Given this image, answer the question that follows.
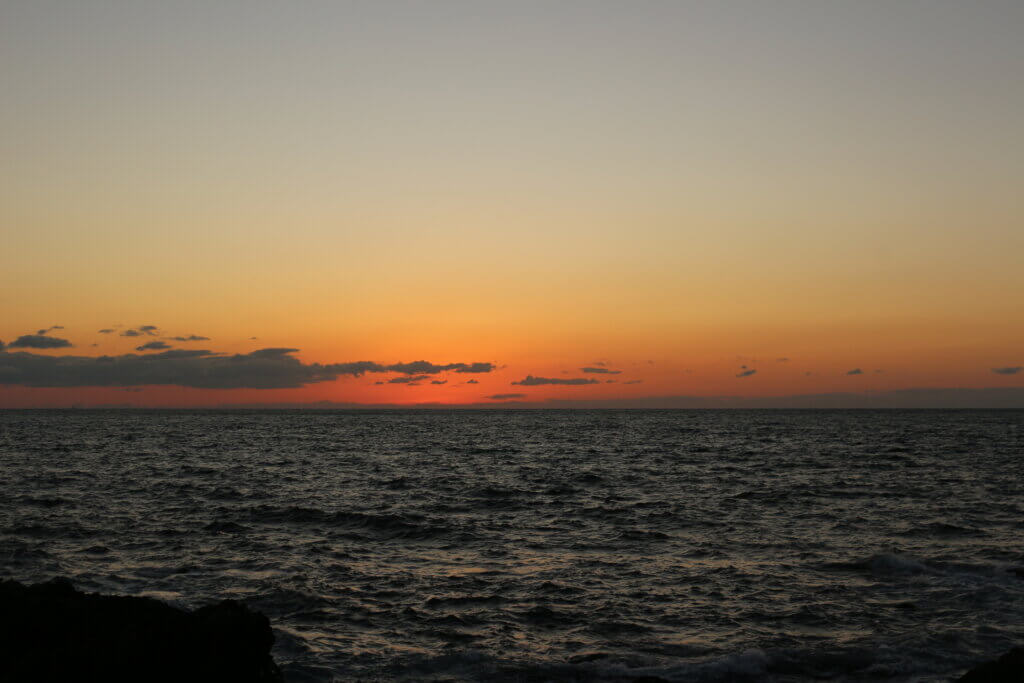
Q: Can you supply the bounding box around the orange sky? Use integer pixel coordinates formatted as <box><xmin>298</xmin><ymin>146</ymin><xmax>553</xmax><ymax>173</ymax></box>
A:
<box><xmin>2</xmin><ymin>2</ymin><xmax>1022</xmax><ymax>407</ymax></box>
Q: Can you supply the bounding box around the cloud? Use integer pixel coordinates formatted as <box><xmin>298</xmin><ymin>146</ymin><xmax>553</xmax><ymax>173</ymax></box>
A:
<box><xmin>846</xmin><ymin>368</ymin><xmax>864</xmax><ymax>375</ymax></box>
<box><xmin>623</xmin><ymin>379</ymin><xmax>643</xmax><ymax>384</ymax></box>
<box><xmin>992</xmin><ymin>366</ymin><xmax>1023</xmax><ymax>375</ymax></box>
<box><xmin>776</xmin><ymin>357</ymin><xmax>790</xmax><ymax>362</ymax></box>
<box><xmin>304</xmin><ymin>360</ymin><xmax>496</xmax><ymax>377</ymax></box>
<box><xmin>136</xmin><ymin>341</ymin><xmax>171</xmax><ymax>351</ymax></box>
<box><xmin>36</xmin><ymin>325</ymin><xmax>65</xmax><ymax>335</ymax></box>
<box><xmin>466</xmin><ymin>379</ymin><xmax>479</xmax><ymax>384</ymax></box>
<box><xmin>168</xmin><ymin>335</ymin><xmax>209</xmax><ymax>342</ymax></box>
<box><xmin>9</xmin><ymin>334</ymin><xmax>73</xmax><ymax>349</ymax></box>
<box><xmin>121</xmin><ymin>326</ymin><xmax>159</xmax><ymax>337</ymax></box>
<box><xmin>0</xmin><ymin>346</ymin><xmax>498</xmax><ymax>390</ymax></box>
<box><xmin>384</xmin><ymin>360</ymin><xmax>494</xmax><ymax>375</ymax></box>
<box><xmin>511</xmin><ymin>375</ymin><xmax>599</xmax><ymax>386</ymax></box>
<box><xmin>580</xmin><ymin>367</ymin><xmax>621</xmax><ymax>374</ymax></box>
<box><xmin>364</xmin><ymin>360</ymin><xmax>422</xmax><ymax>374</ymax></box>
<box><xmin>98</xmin><ymin>329</ymin><xmax>114</xmax><ymax>334</ymax></box>
<box><xmin>385</xmin><ymin>375</ymin><xmax>431</xmax><ymax>384</ymax></box>
<box><xmin>735</xmin><ymin>369</ymin><xmax>757</xmax><ymax>378</ymax></box>
<box><xmin>487</xmin><ymin>393</ymin><xmax>526</xmax><ymax>400</ymax></box>
<box><xmin>431</xmin><ymin>380</ymin><xmax>447</xmax><ymax>385</ymax></box>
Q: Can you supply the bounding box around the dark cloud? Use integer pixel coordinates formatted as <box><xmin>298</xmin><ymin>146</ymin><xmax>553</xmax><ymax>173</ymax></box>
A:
<box><xmin>623</xmin><ymin>379</ymin><xmax>643</xmax><ymax>384</ymax></box>
<box><xmin>605</xmin><ymin>379</ymin><xmax>615</xmax><ymax>383</ymax></box>
<box><xmin>9</xmin><ymin>334</ymin><xmax>73</xmax><ymax>349</ymax></box>
<box><xmin>136</xmin><ymin>341</ymin><xmax>171</xmax><ymax>351</ymax></box>
<box><xmin>384</xmin><ymin>360</ymin><xmax>494</xmax><ymax>375</ymax></box>
<box><xmin>36</xmin><ymin>325</ymin><xmax>65</xmax><ymax>335</ymax></box>
<box><xmin>735</xmin><ymin>368</ymin><xmax>757</xmax><ymax>378</ymax></box>
<box><xmin>846</xmin><ymin>368</ymin><xmax>864</xmax><ymax>375</ymax></box>
<box><xmin>121</xmin><ymin>326</ymin><xmax>159</xmax><ymax>337</ymax></box>
<box><xmin>466</xmin><ymin>379</ymin><xmax>479</xmax><ymax>384</ymax></box>
<box><xmin>992</xmin><ymin>366</ymin><xmax>1022</xmax><ymax>375</ymax></box>
<box><xmin>451</xmin><ymin>362</ymin><xmax>495</xmax><ymax>374</ymax></box>
<box><xmin>386</xmin><ymin>375</ymin><xmax>431</xmax><ymax>384</ymax></box>
<box><xmin>0</xmin><ymin>346</ymin><xmax>497</xmax><ymax>390</ymax></box>
<box><xmin>431</xmin><ymin>380</ymin><xmax>447</xmax><ymax>385</ymax></box>
<box><xmin>169</xmin><ymin>335</ymin><xmax>210</xmax><ymax>342</ymax></box>
<box><xmin>776</xmin><ymin>357</ymin><xmax>790</xmax><ymax>362</ymax></box>
<box><xmin>385</xmin><ymin>361</ymin><xmax>449</xmax><ymax>375</ymax></box>
<box><xmin>580</xmin><ymin>367</ymin><xmax>621</xmax><ymax>374</ymax></box>
<box><xmin>311</xmin><ymin>360</ymin><xmax>496</xmax><ymax>377</ymax></box>
<box><xmin>511</xmin><ymin>375</ymin><xmax>599</xmax><ymax>386</ymax></box>
<box><xmin>98</xmin><ymin>329</ymin><xmax>114</xmax><ymax>334</ymax></box>
<box><xmin>487</xmin><ymin>393</ymin><xmax>526</xmax><ymax>400</ymax></box>
<box><xmin>325</xmin><ymin>361</ymin><xmax>385</xmax><ymax>376</ymax></box>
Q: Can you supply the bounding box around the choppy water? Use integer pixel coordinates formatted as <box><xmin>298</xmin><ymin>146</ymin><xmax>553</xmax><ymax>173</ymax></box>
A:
<box><xmin>1</xmin><ymin>410</ymin><xmax>1022</xmax><ymax>681</ymax></box>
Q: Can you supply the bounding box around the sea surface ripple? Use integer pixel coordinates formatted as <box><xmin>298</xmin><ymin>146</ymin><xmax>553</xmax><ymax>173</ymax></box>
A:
<box><xmin>1</xmin><ymin>409</ymin><xmax>1022</xmax><ymax>681</ymax></box>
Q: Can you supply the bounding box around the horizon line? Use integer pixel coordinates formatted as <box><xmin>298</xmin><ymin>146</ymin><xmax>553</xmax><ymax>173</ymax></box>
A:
<box><xmin>5</xmin><ymin>387</ymin><xmax>1023</xmax><ymax>410</ymax></box>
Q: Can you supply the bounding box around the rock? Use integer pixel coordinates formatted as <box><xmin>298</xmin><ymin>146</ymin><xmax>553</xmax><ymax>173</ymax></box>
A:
<box><xmin>958</xmin><ymin>646</ymin><xmax>1024</xmax><ymax>682</ymax></box>
<box><xmin>0</xmin><ymin>578</ymin><xmax>282</xmax><ymax>682</ymax></box>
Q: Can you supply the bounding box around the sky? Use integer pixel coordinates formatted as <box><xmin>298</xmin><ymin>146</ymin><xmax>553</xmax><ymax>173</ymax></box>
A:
<box><xmin>2</xmin><ymin>1</ymin><xmax>1022</xmax><ymax>407</ymax></box>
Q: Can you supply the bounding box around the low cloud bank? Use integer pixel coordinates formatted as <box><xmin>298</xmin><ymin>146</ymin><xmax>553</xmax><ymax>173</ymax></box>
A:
<box><xmin>0</xmin><ymin>348</ymin><xmax>495</xmax><ymax>389</ymax></box>
<box><xmin>512</xmin><ymin>375</ymin><xmax>599</xmax><ymax>386</ymax></box>
<box><xmin>9</xmin><ymin>335</ymin><xmax>73</xmax><ymax>349</ymax></box>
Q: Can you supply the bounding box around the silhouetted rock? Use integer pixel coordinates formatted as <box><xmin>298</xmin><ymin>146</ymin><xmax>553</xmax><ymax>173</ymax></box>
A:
<box><xmin>958</xmin><ymin>646</ymin><xmax>1024</xmax><ymax>682</ymax></box>
<box><xmin>0</xmin><ymin>578</ymin><xmax>281</xmax><ymax>682</ymax></box>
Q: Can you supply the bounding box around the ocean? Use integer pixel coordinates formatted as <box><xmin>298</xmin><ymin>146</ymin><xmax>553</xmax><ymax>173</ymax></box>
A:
<box><xmin>1</xmin><ymin>409</ymin><xmax>1022</xmax><ymax>681</ymax></box>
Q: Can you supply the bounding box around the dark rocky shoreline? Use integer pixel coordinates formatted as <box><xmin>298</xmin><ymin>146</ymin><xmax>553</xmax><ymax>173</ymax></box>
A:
<box><xmin>1</xmin><ymin>577</ymin><xmax>1020</xmax><ymax>682</ymax></box>
<box><xmin>958</xmin><ymin>646</ymin><xmax>1024</xmax><ymax>682</ymax></box>
<box><xmin>0</xmin><ymin>578</ymin><xmax>282</xmax><ymax>682</ymax></box>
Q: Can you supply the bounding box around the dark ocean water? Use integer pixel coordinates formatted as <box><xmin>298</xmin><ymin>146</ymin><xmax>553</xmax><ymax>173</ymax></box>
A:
<box><xmin>1</xmin><ymin>409</ymin><xmax>1022</xmax><ymax>682</ymax></box>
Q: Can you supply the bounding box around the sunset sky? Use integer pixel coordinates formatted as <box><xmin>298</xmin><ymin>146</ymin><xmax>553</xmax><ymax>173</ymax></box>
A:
<box><xmin>2</xmin><ymin>1</ymin><xmax>1022</xmax><ymax>407</ymax></box>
